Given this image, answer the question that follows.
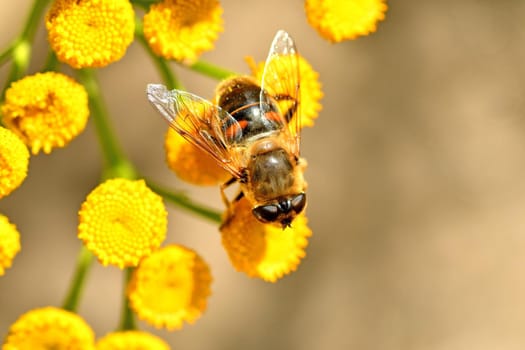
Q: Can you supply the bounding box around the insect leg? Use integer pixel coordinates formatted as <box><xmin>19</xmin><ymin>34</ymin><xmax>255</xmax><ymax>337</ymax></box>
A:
<box><xmin>234</xmin><ymin>191</ymin><xmax>244</xmax><ymax>201</ymax></box>
<box><xmin>219</xmin><ymin>177</ymin><xmax>243</xmax><ymax>229</ymax></box>
<box><xmin>220</xmin><ymin>176</ymin><xmax>238</xmax><ymax>208</ymax></box>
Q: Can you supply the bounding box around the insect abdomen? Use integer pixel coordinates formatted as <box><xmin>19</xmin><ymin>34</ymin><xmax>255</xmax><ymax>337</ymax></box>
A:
<box><xmin>216</xmin><ymin>77</ymin><xmax>284</xmax><ymax>144</ymax></box>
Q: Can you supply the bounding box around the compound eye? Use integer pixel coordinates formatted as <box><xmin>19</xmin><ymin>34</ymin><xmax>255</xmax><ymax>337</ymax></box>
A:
<box><xmin>291</xmin><ymin>193</ymin><xmax>306</xmax><ymax>214</ymax></box>
<box><xmin>252</xmin><ymin>204</ymin><xmax>280</xmax><ymax>223</ymax></box>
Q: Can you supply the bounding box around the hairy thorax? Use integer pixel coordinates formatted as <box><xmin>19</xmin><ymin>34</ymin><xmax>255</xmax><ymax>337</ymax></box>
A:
<box><xmin>244</xmin><ymin>139</ymin><xmax>302</xmax><ymax>202</ymax></box>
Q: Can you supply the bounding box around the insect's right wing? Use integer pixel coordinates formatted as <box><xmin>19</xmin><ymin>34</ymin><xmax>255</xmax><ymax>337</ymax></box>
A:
<box><xmin>147</xmin><ymin>83</ymin><xmax>244</xmax><ymax>178</ymax></box>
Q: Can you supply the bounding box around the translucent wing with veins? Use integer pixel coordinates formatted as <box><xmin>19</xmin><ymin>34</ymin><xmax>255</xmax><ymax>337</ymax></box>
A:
<box><xmin>259</xmin><ymin>30</ymin><xmax>302</xmax><ymax>158</ymax></box>
<box><xmin>147</xmin><ymin>84</ymin><xmax>244</xmax><ymax>178</ymax></box>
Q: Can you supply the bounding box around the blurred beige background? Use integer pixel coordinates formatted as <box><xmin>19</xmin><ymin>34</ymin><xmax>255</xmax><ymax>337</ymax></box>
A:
<box><xmin>2</xmin><ymin>1</ymin><xmax>525</xmax><ymax>349</ymax></box>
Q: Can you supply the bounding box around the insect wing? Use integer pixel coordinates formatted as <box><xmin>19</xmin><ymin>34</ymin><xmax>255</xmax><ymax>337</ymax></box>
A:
<box><xmin>147</xmin><ymin>84</ymin><xmax>244</xmax><ymax>178</ymax></box>
<box><xmin>259</xmin><ymin>30</ymin><xmax>302</xmax><ymax>157</ymax></box>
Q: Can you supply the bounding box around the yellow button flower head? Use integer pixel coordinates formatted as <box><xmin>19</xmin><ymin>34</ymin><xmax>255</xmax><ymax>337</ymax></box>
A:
<box><xmin>127</xmin><ymin>244</ymin><xmax>212</xmax><ymax>331</ymax></box>
<box><xmin>0</xmin><ymin>214</ymin><xmax>21</xmax><ymax>276</ymax></box>
<box><xmin>78</xmin><ymin>178</ymin><xmax>167</xmax><ymax>268</ymax></box>
<box><xmin>221</xmin><ymin>197</ymin><xmax>312</xmax><ymax>282</ymax></box>
<box><xmin>143</xmin><ymin>0</ymin><xmax>224</xmax><ymax>63</ymax></box>
<box><xmin>246</xmin><ymin>55</ymin><xmax>323</xmax><ymax>128</ymax></box>
<box><xmin>46</xmin><ymin>0</ymin><xmax>135</xmax><ymax>68</ymax></box>
<box><xmin>1</xmin><ymin>72</ymin><xmax>89</xmax><ymax>155</ymax></box>
<box><xmin>3</xmin><ymin>306</ymin><xmax>95</xmax><ymax>350</ymax></box>
<box><xmin>305</xmin><ymin>0</ymin><xmax>388</xmax><ymax>42</ymax></box>
<box><xmin>0</xmin><ymin>127</ymin><xmax>29</xmax><ymax>199</ymax></box>
<box><xmin>96</xmin><ymin>330</ymin><xmax>170</xmax><ymax>350</ymax></box>
<box><xmin>165</xmin><ymin>128</ymin><xmax>231</xmax><ymax>185</ymax></box>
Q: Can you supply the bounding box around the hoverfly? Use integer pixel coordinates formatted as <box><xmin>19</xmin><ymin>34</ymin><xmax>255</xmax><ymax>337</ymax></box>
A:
<box><xmin>147</xmin><ymin>30</ymin><xmax>307</xmax><ymax>228</ymax></box>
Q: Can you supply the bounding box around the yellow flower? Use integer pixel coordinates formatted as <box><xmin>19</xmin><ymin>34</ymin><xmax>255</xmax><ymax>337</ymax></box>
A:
<box><xmin>305</xmin><ymin>0</ymin><xmax>388</xmax><ymax>42</ymax></box>
<box><xmin>0</xmin><ymin>214</ymin><xmax>21</xmax><ymax>276</ymax></box>
<box><xmin>220</xmin><ymin>197</ymin><xmax>312</xmax><ymax>282</ymax></box>
<box><xmin>165</xmin><ymin>128</ymin><xmax>231</xmax><ymax>185</ymax></box>
<box><xmin>246</xmin><ymin>55</ymin><xmax>323</xmax><ymax>128</ymax></box>
<box><xmin>0</xmin><ymin>127</ymin><xmax>29</xmax><ymax>199</ymax></box>
<box><xmin>127</xmin><ymin>244</ymin><xmax>212</xmax><ymax>331</ymax></box>
<box><xmin>1</xmin><ymin>72</ymin><xmax>89</xmax><ymax>155</ymax></box>
<box><xmin>143</xmin><ymin>0</ymin><xmax>223</xmax><ymax>63</ymax></box>
<box><xmin>96</xmin><ymin>331</ymin><xmax>170</xmax><ymax>350</ymax></box>
<box><xmin>46</xmin><ymin>0</ymin><xmax>135</xmax><ymax>68</ymax></box>
<box><xmin>3</xmin><ymin>306</ymin><xmax>95</xmax><ymax>350</ymax></box>
<box><xmin>78</xmin><ymin>178</ymin><xmax>167</xmax><ymax>268</ymax></box>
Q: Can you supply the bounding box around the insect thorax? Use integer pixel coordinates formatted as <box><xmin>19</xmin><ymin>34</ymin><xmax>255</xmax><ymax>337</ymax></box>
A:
<box><xmin>245</xmin><ymin>139</ymin><xmax>297</xmax><ymax>201</ymax></box>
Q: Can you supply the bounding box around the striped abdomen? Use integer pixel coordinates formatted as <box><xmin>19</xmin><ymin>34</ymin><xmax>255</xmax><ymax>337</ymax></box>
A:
<box><xmin>216</xmin><ymin>77</ymin><xmax>284</xmax><ymax>145</ymax></box>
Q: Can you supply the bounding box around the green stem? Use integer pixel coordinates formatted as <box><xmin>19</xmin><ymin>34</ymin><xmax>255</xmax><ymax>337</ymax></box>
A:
<box><xmin>187</xmin><ymin>60</ymin><xmax>239</xmax><ymax>81</ymax></box>
<box><xmin>3</xmin><ymin>39</ymin><xmax>31</xmax><ymax>89</ymax></box>
<box><xmin>42</xmin><ymin>50</ymin><xmax>59</xmax><ymax>72</ymax></box>
<box><xmin>130</xmin><ymin>0</ymin><xmax>158</xmax><ymax>10</ymax></box>
<box><xmin>2</xmin><ymin>0</ymin><xmax>52</xmax><ymax>90</ymax></box>
<box><xmin>135</xmin><ymin>17</ymin><xmax>182</xmax><ymax>90</ymax></box>
<box><xmin>119</xmin><ymin>268</ymin><xmax>137</xmax><ymax>330</ymax></box>
<box><xmin>147</xmin><ymin>181</ymin><xmax>222</xmax><ymax>224</ymax></box>
<box><xmin>62</xmin><ymin>246</ymin><xmax>95</xmax><ymax>312</ymax></box>
<box><xmin>76</xmin><ymin>68</ymin><xmax>136</xmax><ymax>180</ymax></box>
<box><xmin>0</xmin><ymin>44</ymin><xmax>14</xmax><ymax>68</ymax></box>
<box><xmin>21</xmin><ymin>0</ymin><xmax>51</xmax><ymax>40</ymax></box>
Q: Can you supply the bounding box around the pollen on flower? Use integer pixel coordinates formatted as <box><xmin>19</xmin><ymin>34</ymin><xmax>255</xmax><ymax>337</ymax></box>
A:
<box><xmin>3</xmin><ymin>306</ymin><xmax>95</xmax><ymax>350</ymax></box>
<box><xmin>143</xmin><ymin>0</ymin><xmax>224</xmax><ymax>63</ymax></box>
<box><xmin>1</xmin><ymin>72</ymin><xmax>89</xmax><ymax>155</ymax></box>
<box><xmin>0</xmin><ymin>127</ymin><xmax>29</xmax><ymax>199</ymax></box>
<box><xmin>246</xmin><ymin>55</ymin><xmax>323</xmax><ymax>128</ymax></box>
<box><xmin>165</xmin><ymin>128</ymin><xmax>231</xmax><ymax>185</ymax></box>
<box><xmin>127</xmin><ymin>244</ymin><xmax>212</xmax><ymax>331</ymax></box>
<box><xmin>0</xmin><ymin>214</ymin><xmax>21</xmax><ymax>276</ymax></box>
<box><xmin>96</xmin><ymin>330</ymin><xmax>170</xmax><ymax>350</ymax></box>
<box><xmin>78</xmin><ymin>178</ymin><xmax>167</xmax><ymax>269</ymax></box>
<box><xmin>46</xmin><ymin>0</ymin><xmax>135</xmax><ymax>68</ymax></box>
<box><xmin>305</xmin><ymin>0</ymin><xmax>388</xmax><ymax>42</ymax></box>
<box><xmin>220</xmin><ymin>197</ymin><xmax>312</xmax><ymax>282</ymax></box>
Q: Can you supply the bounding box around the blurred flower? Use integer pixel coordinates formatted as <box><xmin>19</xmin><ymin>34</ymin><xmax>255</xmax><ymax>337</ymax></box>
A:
<box><xmin>0</xmin><ymin>127</ymin><xmax>29</xmax><ymax>199</ymax></box>
<box><xmin>127</xmin><ymin>244</ymin><xmax>212</xmax><ymax>331</ymax></box>
<box><xmin>221</xmin><ymin>197</ymin><xmax>312</xmax><ymax>282</ymax></box>
<box><xmin>46</xmin><ymin>0</ymin><xmax>135</xmax><ymax>68</ymax></box>
<box><xmin>246</xmin><ymin>54</ymin><xmax>323</xmax><ymax>128</ymax></box>
<box><xmin>3</xmin><ymin>306</ymin><xmax>95</xmax><ymax>350</ymax></box>
<box><xmin>165</xmin><ymin>128</ymin><xmax>231</xmax><ymax>185</ymax></box>
<box><xmin>142</xmin><ymin>0</ymin><xmax>223</xmax><ymax>63</ymax></box>
<box><xmin>78</xmin><ymin>178</ymin><xmax>167</xmax><ymax>268</ymax></box>
<box><xmin>305</xmin><ymin>0</ymin><xmax>388</xmax><ymax>42</ymax></box>
<box><xmin>96</xmin><ymin>330</ymin><xmax>170</xmax><ymax>350</ymax></box>
<box><xmin>0</xmin><ymin>214</ymin><xmax>21</xmax><ymax>276</ymax></box>
<box><xmin>1</xmin><ymin>72</ymin><xmax>89</xmax><ymax>155</ymax></box>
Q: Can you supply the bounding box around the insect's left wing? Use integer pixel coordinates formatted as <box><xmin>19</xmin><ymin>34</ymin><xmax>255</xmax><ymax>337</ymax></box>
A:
<box><xmin>259</xmin><ymin>30</ymin><xmax>301</xmax><ymax>158</ymax></box>
<box><xmin>147</xmin><ymin>84</ymin><xmax>244</xmax><ymax>178</ymax></box>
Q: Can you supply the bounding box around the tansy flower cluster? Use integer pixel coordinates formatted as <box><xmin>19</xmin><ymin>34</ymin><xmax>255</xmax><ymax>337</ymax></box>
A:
<box><xmin>221</xmin><ymin>198</ymin><xmax>312</xmax><ymax>282</ymax></box>
<box><xmin>127</xmin><ymin>244</ymin><xmax>212</xmax><ymax>330</ymax></box>
<box><xmin>0</xmin><ymin>0</ymin><xmax>386</xmax><ymax>347</ymax></box>
<box><xmin>2</xmin><ymin>307</ymin><xmax>95</xmax><ymax>350</ymax></box>
<box><xmin>46</xmin><ymin>0</ymin><xmax>135</xmax><ymax>68</ymax></box>
<box><xmin>0</xmin><ymin>214</ymin><xmax>21</xmax><ymax>276</ymax></box>
<box><xmin>2</xmin><ymin>71</ymin><xmax>89</xmax><ymax>155</ymax></box>
<box><xmin>0</xmin><ymin>127</ymin><xmax>29</xmax><ymax>198</ymax></box>
<box><xmin>305</xmin><ymin>0</ymin><xmax>388</xmax><ymax>42</ymax></box>
<box><xmin>143</xmin><ymin>0</ymin><xmax>224</xmax><ymax>63</ymax></box>
<box><xmin>96</xmin><ymin>330</ymin><xmax>170</xmax><ymax>350</ymax></box>
<box><xmin>78</xmin><ymin>178</ymin><xmax>167</xmax><ymax>268</ymax></box>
